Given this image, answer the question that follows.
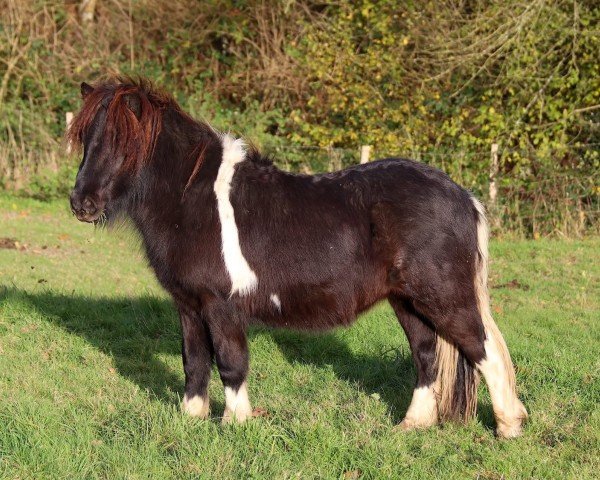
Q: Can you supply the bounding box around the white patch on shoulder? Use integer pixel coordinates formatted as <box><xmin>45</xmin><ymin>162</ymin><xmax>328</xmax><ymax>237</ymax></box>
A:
<box><xmin>214</xmin><ymin>134</ymin><xmax>258</xmax><ymax>296</ymax></box>
<box><xmin>182</xmin><ymin>393</ymin><xmax>209</xmax><ymax>418</ymax></box>
<box><xmin>223</xmin><ymin>381</ymin><xmax>252</xmax><ymax>424</ymax></box>
<box><xmin>270</xmin><ymin>293</ymin><xmax>281</xmax><ymax>312</ymax></box>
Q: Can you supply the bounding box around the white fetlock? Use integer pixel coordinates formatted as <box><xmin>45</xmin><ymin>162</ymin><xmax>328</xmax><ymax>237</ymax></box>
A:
<box><xmin>222</xmin><ymin>382</ymin><xmax>252</xmax><ymax>424</ymax></box>
<box><xmin>182</xmin><ymin>394</ymin><xmax>209</xmax><ymax>418</ymax></box>
<box><xmin>398</xmin><ymin>386</ymin><xmax>439</xmax><ymax>431</ymax></box>
<box><xmin>495</xmin><ymin>399</ymin><xmax>528</xmax><ymax>438</ymax></box>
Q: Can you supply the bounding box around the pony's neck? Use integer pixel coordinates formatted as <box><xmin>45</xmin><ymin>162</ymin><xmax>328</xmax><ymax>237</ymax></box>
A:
<box><xmin>128</xmin><ymin>105</ymin><xmax>221</xmax><ymax>224</ymax></box>
<box><xmin>159</xmin><ymin>106</ymin><xmax>220</xmax><ymax>186</ymax></box>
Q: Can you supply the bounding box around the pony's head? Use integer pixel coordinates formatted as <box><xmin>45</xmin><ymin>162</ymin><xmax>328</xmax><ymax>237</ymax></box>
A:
<box><xmin>68</xmin><ymin>79</ymin><xmax>169</xmax><ymax>223</ymax></box>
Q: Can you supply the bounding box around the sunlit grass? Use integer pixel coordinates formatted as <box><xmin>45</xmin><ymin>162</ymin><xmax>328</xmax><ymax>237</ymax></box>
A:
<box><xmin>0</xmin><ymin>195</ymin><xmax>598</xmax><ymax>479</ymax></box>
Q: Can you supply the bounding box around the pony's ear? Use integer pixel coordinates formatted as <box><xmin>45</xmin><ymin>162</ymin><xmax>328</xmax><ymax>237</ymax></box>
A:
<box><xmin>81</xmin><ymin>82</ymin><xmax>94</xmax><ymax>99</ymax></box>
<box><xmin>124</xmin><ymin>93</ymin><xmax>142</xmax><ymax>120</ymax></box>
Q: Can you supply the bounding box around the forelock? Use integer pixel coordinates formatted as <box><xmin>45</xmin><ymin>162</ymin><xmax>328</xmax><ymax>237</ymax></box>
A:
<box><xmin>67</xmin><ymin>78</ymin><xmax>175</xmax><ymax>173</ymax></box>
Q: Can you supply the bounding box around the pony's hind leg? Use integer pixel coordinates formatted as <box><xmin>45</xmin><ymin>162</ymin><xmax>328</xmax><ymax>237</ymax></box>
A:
<box><xmin>389</xmin><ymin>295</ymin><xmax>439</xmax><ymax>430</ymax></box>
<box><xmin>385</xmin><ymin>196</ymin><xmax>526</xmax><ymax>437</ymax></box>
<box><xmin>474</xmin><ymin>311</ymin><xmax>528</xmax><ymax>438</ymax></box>
<box><xmin>414</xmin><ymin>297</ymin><xmax>527</xmax><ymax>438</ymax></box>
<box><xmin>471</xmin><ymin>198</ymin><xmax>528</xmax><ymax>437</ymax></box>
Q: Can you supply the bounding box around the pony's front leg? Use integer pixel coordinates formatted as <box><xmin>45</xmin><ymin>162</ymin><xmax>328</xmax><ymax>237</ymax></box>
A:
<box><xmin>206</xmin><ymin>302</ymin><xmax>252</xmax><ymax>424</ymax></box>
<box><xmin>178</xmin><ymin>305</ymin><xmax>213</xmax><ymax>418</ymax></box>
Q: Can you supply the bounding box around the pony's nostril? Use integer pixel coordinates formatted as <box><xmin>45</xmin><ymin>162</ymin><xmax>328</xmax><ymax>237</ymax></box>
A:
<box><xmin>70</xmin><ymin>194</ymin><xmax>82</xmax><ymax>213</ymax></box>
<box><xmin>80</xmin><ymin>197</ymin><xmax>98</xmax><ymax>215</ymax></box>
<box><xmin>70</xmin><ymin>193</ymin><xmax>99</xmax><ymax>218</ymax></box>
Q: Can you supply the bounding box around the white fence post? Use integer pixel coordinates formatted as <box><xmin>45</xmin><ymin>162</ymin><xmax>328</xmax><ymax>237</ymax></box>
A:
<box><xmin>66</xmin><ymin>111</ymin><xmax>73</xmax><ymax>154</ymax></box>
<box><xmin>360</xmin><ymin>145</ymin><xmax>371</xmax><ymax>164</ymax></box>
<box><xmin>79</xmin><ymin>0</ymin><xmax>98</xmax><ymax>24</ymax></box>
<box><xmin>489</xmin><ymin>143</ymin><xmax>500</xmax><ymax>229</ymax></box>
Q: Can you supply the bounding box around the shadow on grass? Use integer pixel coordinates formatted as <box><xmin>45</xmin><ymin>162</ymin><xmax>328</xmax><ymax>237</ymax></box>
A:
<box><xmin>263</xmin><ymin>328</ymin><xmax>416</xmax><ymax>423</ymax></box>
<box><xmin>1</xmin><ymin>286</ymin><xmax>494</xmax><ymax>427</ymax></box>
<box><xmin>263</xmin><ymin>328</ymin><xmax>495</xmax><ymax>428</ymax></box>
<box><xmin>1</xmin><ymin>286</ymin><xmax>183</xmax><ymax>404</ymax></box>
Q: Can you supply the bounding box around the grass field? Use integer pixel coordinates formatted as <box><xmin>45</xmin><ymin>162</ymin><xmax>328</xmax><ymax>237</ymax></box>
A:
<box><xmin>0</xmin><ymin>194</ymin><xmax>598</xmax><ymax>479</ymax></box>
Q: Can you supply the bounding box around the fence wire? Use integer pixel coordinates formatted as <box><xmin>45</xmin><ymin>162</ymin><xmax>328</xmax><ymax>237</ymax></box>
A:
<box><xmin>268</xmin><ymin>144</ymin><xmax>599</xmax><ymax>237</ymax></box>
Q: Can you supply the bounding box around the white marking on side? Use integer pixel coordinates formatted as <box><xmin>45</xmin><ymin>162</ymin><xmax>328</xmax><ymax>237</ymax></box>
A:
<box><xmin>223</xmin><ymin>381</ymin><xmax>252</xmax><ymax>423</ymax></box>
<box><xmin>182</xmin><ymin>394</ymin><xmax>209</xmax><ymax>418</ymax></box>
<box><xmin>400</xmin><ymin>385</ymin><xmax>438</xmax><ymax>430</ymax></box>
<box><xmin>270</xmin><ymin>293</ymin><xmax>281</xmax><ymax>312</ymax></box>
<box><xmin>214</xmin><ymin>134</ymin><xmax>258</xmax><ymax>296</ymax></box>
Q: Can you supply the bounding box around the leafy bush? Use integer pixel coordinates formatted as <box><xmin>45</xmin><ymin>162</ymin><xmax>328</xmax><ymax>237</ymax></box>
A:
<box><xmin>0</xmin><ymin>0</ymin><xmax>598</xmax><ymax>235</ymax></box>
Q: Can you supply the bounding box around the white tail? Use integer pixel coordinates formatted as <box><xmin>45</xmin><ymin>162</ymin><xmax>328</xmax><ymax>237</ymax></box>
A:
<box><xmin>434</xmin><ymin>334</ymin><xmax>479</xmax><ymax>422</ymax></box>
<box><xmin>472</xmin><ymin>198</ymin><xmax>516</xmax><ymax>392</ymax></box>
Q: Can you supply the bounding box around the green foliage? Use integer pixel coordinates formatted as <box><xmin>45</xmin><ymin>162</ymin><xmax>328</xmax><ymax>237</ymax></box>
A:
<box><xmin>185</xmin><ymin>85</ymin><xmax>286</xmax><ymax>153</ymax></box>
<box><xmin>291</xmin><ymin>1</ymin><xmax>430</xmax><ymax>151</ymax></box>
<box><xmin>0</xmin><ymin>0</ymin><xmax>598</xmax><ymax>235</ymax></box>
<box><xmin>24</xmin><ymin>163</ymin><xmax>79</xmax><ymax>201</ymax></box>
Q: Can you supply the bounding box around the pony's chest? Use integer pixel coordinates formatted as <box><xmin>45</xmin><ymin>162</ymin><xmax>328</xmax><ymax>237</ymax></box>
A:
<box><xmin>142</xmin><ymin>226</ymin><xmax>227</xmax><ymax>292</ymax></box>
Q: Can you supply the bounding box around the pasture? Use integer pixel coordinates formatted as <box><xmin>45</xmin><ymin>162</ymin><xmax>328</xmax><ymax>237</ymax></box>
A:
<box><xmin>0</xmin><ymin>194</ymin><xmax>598</xmax><ymax>479</ymax></box>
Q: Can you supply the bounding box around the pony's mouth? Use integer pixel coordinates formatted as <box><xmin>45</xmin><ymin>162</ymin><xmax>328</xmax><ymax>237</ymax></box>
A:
<box><xmin>73</xmin><ymin>203</ymin><xmax>108</xmax><ymax>224</ymax></box>
<box><xmin>71</xmin><ymin>194</ymin><xmax>108</xmax><ymax>224</ymax></box>
<box><xmin>74</xmin><ymin>210</ymin><xmax>104</xmax><ymax>223</ymax></box>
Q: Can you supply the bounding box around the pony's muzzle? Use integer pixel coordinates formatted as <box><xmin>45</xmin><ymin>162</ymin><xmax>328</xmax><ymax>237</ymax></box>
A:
<box><xmin>70</xmin><ymin>192</ymin><xmax>101</xmax><ymax>223</ymax></box>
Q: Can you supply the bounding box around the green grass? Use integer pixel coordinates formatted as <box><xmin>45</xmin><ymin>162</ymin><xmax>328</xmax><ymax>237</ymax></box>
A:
<box><xmin>0</xmin><ymin>194</ymin><xmax>598</xmax><ymax>479</ymax></box>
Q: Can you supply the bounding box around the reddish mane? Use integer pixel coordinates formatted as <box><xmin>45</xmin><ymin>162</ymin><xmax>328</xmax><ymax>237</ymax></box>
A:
<box><xmin>67</xmin><ymin>78</ymin><xmax>177</xmax><ymax>173</ymax></box>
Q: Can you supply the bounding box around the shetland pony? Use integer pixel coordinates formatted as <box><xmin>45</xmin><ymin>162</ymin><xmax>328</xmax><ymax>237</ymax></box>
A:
<box><xmin>68</xmin><ymin>79</ymin><xmax>527</xmax><ymax>437</ymax></box>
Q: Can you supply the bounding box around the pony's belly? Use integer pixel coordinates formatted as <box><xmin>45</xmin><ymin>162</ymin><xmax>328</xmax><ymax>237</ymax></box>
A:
<box><xmin>251</xmin><ymin>284</ymin><xmax>371</xmax><ymax>331</ymax></box>
<box><xmin>248</xmin><ymin>262</ymin><xmax>389</xmax><ymax>331</ymax></box>
<box><xmin>257</xmin><ymin>307</ymin><xmax>357</xmax><ymax>331</ymax></box>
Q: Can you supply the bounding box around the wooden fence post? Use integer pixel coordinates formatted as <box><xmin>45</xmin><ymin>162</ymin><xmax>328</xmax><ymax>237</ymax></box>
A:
<box><xmin>327</xmin><ymin>144</ymin><xmax>342</xmax><ymax>171</ymax></box>
<box><xmin>489</xmin><ymin>143</ymin><xmax>500</xmax><ymax>229</ymax></box>
<box><xmin>65</xmin><ymin>112</ymin><xmax>73</xmax><ymax>154</ymax></box>
<box><xmin>360</xmin><ymin>145</ymin><xmax>371</xmax><ymax>164</ymax></box>
<box><xmin>79</xmin><ymin>0</ymin><xmax>98</xmax><ymax>24</ymax></box>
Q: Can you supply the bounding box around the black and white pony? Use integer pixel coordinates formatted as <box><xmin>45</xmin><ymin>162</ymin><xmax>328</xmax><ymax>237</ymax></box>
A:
<box><xmin>68</xmin><ymin>79</ymin><xmax>527</xmax><ymax>437</ymax></box>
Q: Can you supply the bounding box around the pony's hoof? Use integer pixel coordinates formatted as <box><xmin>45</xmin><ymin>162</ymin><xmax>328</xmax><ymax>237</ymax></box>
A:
<box><xmin>496</xmin><ymin>401</ymin><xmax>528</xmax><ymax>438</ymax></box>
<box><xmin>182</xmin><ymin>394</ymin><xmax>209</xmax><ymax>418</ymax></box>
<box><xmin>397</xmin><ymin>419</ymin><xmax>417</xmax><ymax>431</ymax></box>
<box><xmin>496</xmin><ymin>422</ymin><xmax>523</xmax><ymax>439</ymax></box>
<box><xmin>396</xmin><ymin>417</ymin><xmax>435</xmax><ymax>432</ymax></box>
<box><xmin>222</xmin><ymin>408</ymin><xmax>252</xmax><ymax>424</ymax></box>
